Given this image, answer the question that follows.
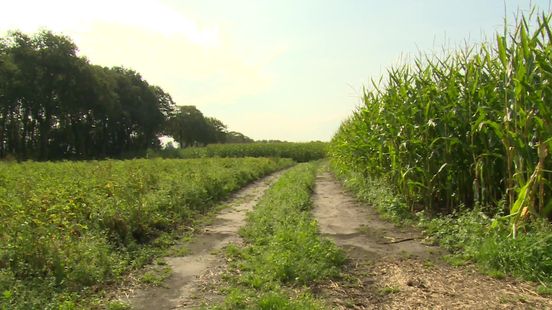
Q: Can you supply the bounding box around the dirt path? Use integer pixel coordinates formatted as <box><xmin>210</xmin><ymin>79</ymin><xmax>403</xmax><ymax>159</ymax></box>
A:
<box><xmin>312</xmin><ymin>171</ymin><xmax>552</xmax><ymax>309</ymax></box>
<box><xmin>121</xmin><ymin>170</ymin><xmax>285</xmax><ymax>309</ymax></box>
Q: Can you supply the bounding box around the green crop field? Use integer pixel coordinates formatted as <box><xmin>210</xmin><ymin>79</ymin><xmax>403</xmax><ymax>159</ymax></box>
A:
<box><xmin>330</xmin><ymin>13</ymin><xmax>552</xmax><ymax>231</ymax></box>
<box><xmin>0</xmin><ymin>157</ymin><xmax>292</xmax><ymax>308</ymax></box>
<box><xmin>2</xmin><ymin>5</ymin><xmax>552</xmax><ymax>310</ymax></box>
<box><xmin>152</xmin><ymin>142</ymin><xmax>327</xmax><ymax>163</ymax></box>
<box><xmin>330</xmin><ymin>12</ymin><xmax>552</xmax><ymax>285</ymax></box>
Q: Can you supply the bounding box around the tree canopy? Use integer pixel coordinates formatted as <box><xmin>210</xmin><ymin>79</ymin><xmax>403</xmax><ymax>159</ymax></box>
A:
<box><xmin>0</xmin><ymin>30</ymin><xmax>252</xmax><ymax>160</ymax></box>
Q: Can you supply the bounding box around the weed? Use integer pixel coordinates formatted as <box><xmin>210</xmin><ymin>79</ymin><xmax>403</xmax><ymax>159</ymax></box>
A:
<box><xmin>167</xmin><ymin>245</ymin><xmax>190</xmax><ymax>257</ymax></box>
<box><xmin>107</xmin><ymin>300</ymin><xmax>132</xmax><ymax>310</ymax></box>
<box><xmin>537</xmin><ymin>285</ymin><xmax>552</xmax><ymax>296</ymax></box>
<box><xmin>378</xmin><ymin>286</ymin><xmax>401</xmax><ymax>295</ymax></box>
<box><xmin>0</xmin><ymin>157</ymin><xmax>293</xmax><ymax>308</ymax></box>
<box><xmin>214</xmin><ymin>163</ymin><xmax>343</xmax><ymax>308</ymax></box>
<box><xmin>484</xmin><ymin>270</ymin><xmax>506</xmax><ymax>279</ymax></box>
<box><xmin>139</xmin><ymin>266</ymin><xmax>172</xmax><ymax>286</ymax></box>
<box><xmin>422</xmin><ymin>260</ymin><xmax>435</xmax><ymax>268</ymax></box>
<box><xmin>154</xmin><ymin>258</ymin><xmax>167</xmax><ymax>265</ymax></box>
<box><xmin>421</xmin><ymin>210</ymin><xmax>552</xmax><ymax>284</ymax></box>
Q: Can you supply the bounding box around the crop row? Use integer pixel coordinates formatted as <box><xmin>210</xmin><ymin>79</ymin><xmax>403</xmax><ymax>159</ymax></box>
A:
<box><xmin>151</xmin><ymin>142</ymin><xmax>327</xmax><ymax>163</ymax></box>
<box><xmin>330</xmin><ymin>12</ymin><xmax>552</xmax><ymax>232</ymax></box>
<box><xmin>0</xmin><ymin>157</ymin><xmax>292</xmax><ymax>309</ymax></box>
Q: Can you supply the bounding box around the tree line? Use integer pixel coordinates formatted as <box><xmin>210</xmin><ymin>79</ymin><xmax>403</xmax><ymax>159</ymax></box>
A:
<box><xmin>0</xmin><ymin>30</ymin><xmax>252</xmax><ymax>160</ymax></box>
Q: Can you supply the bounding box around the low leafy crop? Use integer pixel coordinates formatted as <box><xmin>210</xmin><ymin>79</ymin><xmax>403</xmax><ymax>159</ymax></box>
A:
<box><xmin>0</xmin><ymin>157</ymin><xmax>292</xmax><ymax>309</ymax></box>
<box><xmin>215</xmin><ymin>163</ymin><xmax>345</xmax><ymax>309</ymax></box>
<box><xmin>151</xmin><ymin>142</ymin><xmax>328</xmax><ymax>162</ymax></box>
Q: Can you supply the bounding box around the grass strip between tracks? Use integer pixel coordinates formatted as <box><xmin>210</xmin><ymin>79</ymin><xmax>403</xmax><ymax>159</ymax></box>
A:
<box><xmin>214</xmin><ymin>162</ymin><xmax>345</xmax><ymax>309</ymax></box>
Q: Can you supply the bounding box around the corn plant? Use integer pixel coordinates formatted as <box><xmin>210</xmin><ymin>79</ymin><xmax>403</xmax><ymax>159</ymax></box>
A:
<box><xmin>330</xmin><ymin>11</ymin><xmax>552</xmax><ymax>237</ymax></box>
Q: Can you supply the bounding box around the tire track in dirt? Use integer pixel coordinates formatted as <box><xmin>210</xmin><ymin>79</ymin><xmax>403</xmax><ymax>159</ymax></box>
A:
<box><xmin>312</xmin><ymin>172</ymin><xmax>436</xmax><ymax>262</ymax></box>
<box><xmin>121</xmin><ymin>169</ymin><xmax>286</xmax><ymax>310</ymax></box>
<box><xmin>312</xmin><ymin>171</ymin><xmax>552</xmax><ymax>309</ymax></box>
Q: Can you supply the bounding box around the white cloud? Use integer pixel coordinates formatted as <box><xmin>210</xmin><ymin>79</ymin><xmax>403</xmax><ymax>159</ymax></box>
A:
<box><xmin>70</xmin><ymin>22</ymin><xmax>275</xmax><ymax>107</ymax></box>
<box><xmin>220</xmin><ymin>110</ymin><xmax>345</xmax><ymax>142</ymax></box>
<box><xmin>0</xmin><ymin>0</ymin><xmax>285</xmax><ymax>109</ymax></box>
<box><xmin>0</xmin><ymin>0</ymin><xmax>220</xmax><ymax>48</ymax></box>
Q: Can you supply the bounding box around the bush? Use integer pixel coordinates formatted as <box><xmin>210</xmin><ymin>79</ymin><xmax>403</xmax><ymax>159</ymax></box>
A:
<box><xmin>420</xmin><ymin>210</ymin><xmax>552</xmax><ymax>284</ymax></box>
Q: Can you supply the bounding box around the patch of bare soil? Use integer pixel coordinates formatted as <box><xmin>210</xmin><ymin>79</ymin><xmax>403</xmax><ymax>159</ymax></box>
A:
<box><xmin>118</xmin><ymin>170</ymin><xmax>284</xmax><ymax>310</ymax></box>
<box><xmin>312</xmin><ymin>172</ymin><xmax>552</xmax><ymax>309</ymax></box>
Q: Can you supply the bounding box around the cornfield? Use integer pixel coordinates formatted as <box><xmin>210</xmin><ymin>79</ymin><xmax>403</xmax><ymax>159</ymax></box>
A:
<box><xmin>153</xmin><ymin>142</ymin><xmax>327</xmax><ymax>163</ymax></box>
<box><xmin>330</xmin><ymin>11</ymin><xmax>552</xmax><ymax>236</ymax></box>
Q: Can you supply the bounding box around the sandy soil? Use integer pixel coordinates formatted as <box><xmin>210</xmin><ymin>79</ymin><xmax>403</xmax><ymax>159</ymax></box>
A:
<box><xmin>120</xmin><ymin>170</ymin><xmax>284</xmax><ymax>310</ymax></box>
<box><xmin>312</xmin><ymin>172</ymin><xmax>552</xmax><ymax>309</ymax></box>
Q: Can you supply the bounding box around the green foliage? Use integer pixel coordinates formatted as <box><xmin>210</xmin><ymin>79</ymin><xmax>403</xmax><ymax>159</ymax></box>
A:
<box><xmin>330</xmin><ymin>9</ymin><xmax>552</xmax><ymax>286</ymax></box>
<box><xmin>330</xmin><ymin>12</ymin><xmax>552</xmax><ymax>231</ymax></box>
<box><xmin>537</xmin><ymin>285</ymin><xmax>552</xmax><ymax>296</ymax></box>
<box><xmin>0</xmin><ymin>30</ymin><xmax>252</xmax><ymax>161</ymax></box>
<box><xmin>153</xmin><ymin>142</ymin><xmax>328</xmax><ymax>163</ymax></box>
<box><xmin>106</xmin><ymin>300</ymin><xmax>132</xmax><ymax>310</ymax></box>
<box><xmin>139</xmin><ymin>266</ymin><xmax>172</xmax><ymax>286</ymax></box>
<box><xmin>0</xmin><ymin>157</ymin><xmax>292</xmax><ymax>309</ymax></box>
<box><xmin>0</xmin><ymin>30</ymin><xmax>175</xmax><ymax>160</ymax></box>
<box><xmin>219</xmin><ymin>288</ymin><xmax>322</xmax><ymax>310</ymax></box>
<box><xmin>378</xmin><ymin>286</ymin><xmax>401</xmax><ymax>296</ymax></box>
<box><xmin>225</xmin><ymin>131</ymin><xmax>255</xmax><ymax>144</ymax></box>
<box><xmin>165</xmin><ymin>106</ymin><xmax>234</xmax><ymax>147</ymax></box>
<box><xmin>216</xmin><ymin>163</ymin><xmax>344</xmax><ymax>308</ymax></box>
<box><xmin>256</xmin><ymin>291</ymin><xmax>323</xmax><ymax>310</ymax></box>
<box><xmin>420</xmin><ymin>211</ymin><xmax>552</xmax><ymax>284</ymax></box>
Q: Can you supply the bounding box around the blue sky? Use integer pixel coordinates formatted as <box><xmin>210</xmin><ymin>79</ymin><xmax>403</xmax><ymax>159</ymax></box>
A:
<box><xmin>1</xmin><ymin>0</ymin><xmax>549</xmax><ymax>141</ymax></box>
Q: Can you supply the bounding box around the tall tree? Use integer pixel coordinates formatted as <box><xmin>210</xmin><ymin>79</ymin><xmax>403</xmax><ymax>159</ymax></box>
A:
<box><xmin>166</xmin><ymin>105</ymin><xmax>210</xmax><ymax>147</ymax></box>
<box><xmin>0</xmin><ymin>30</ymin><xmax>175</xmax><ymax>160</ymax></box>
<box><xmin>205</xmin><ymin>117</ymin><xmax>228</xmax><ymax>144</ymax></box>
<box><xmin>226</xmin><ymin>131</ymin><xmax>254</xmax><ymax>143</ymax></box>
